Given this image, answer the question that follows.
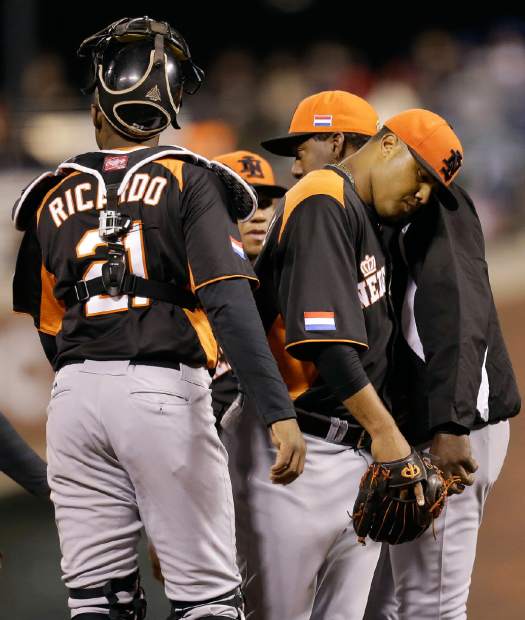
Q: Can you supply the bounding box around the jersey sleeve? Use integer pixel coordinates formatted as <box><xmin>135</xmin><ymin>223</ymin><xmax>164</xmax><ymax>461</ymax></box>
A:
<box><xmin>278</xmin><ymin>194</ymin><xmax>368</xmax><ymax>361</ymax></box>
<box><xmin>181</xmin><ymin>165</ymin><xmax>258</xmax><ymax>291</ymax></box>
<box><xmin>13</xmin><ymin>218</ymin><xmax>65</xmax><ymax>336</ymax></box>
<box><xmin>13</xmin><ymin>223</ymin><xmax>42</xmax><ymax>323</ymax></box>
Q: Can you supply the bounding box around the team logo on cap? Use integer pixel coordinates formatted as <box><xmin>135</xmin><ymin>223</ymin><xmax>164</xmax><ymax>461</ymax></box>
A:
<box><xmin>440</xmin><ymin>149</ymin><xmax>463</xmax><ymax>182</ymax></box>
<box><xmin>313</xmin><ymin>114</ymin><xmax>333</xmax><ymax>127</ymax></box>
<box><xmin>238</xmin><ymin>155</ymin><xmax>265</xmax><ymax>179</ymax></box>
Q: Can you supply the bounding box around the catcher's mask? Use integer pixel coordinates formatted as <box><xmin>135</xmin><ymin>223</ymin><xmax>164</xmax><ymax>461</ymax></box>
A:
<box><xmin>78</xmin><ymin>16</ymin><xmax>204</xmax><ymax>138</ymax></box>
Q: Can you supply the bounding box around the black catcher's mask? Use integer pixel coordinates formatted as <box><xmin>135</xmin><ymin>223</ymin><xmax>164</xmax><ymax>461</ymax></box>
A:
<box><xmin>78</xmin><ymin>16</ymin><xmax>204</xmax><ymax>139</ymax></box>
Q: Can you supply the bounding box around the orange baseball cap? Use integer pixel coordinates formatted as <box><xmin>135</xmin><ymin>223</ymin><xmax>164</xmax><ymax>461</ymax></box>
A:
<box><xmin>214</xmin><ymin>150</ymin><xmax>287</xmax><ymax>198</ymax></box>
<box><xmin>261</xmin><ymin>90</ymin><xmax>379</xmax><ymax>157</ymax></box>
<box><xmin>384</xmin><ymin>109</ymin><xmax>464</xmax><ymax>187</ymax></box>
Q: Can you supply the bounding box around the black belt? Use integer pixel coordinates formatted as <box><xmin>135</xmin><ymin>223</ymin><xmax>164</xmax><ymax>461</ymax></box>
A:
<box><xmin>61</xmin><ymin>274</ymin><xmax>198</xmax><ymax>310</ymax></box>
<box><xmin>59</xmin><ymin>359</ymin><xmax>181</xmax><ymax>371</ymax></box>
<box><xmin>297</xmin><ymin>410</ymin><xmax>370</xmax><ymax>449</ymax></box>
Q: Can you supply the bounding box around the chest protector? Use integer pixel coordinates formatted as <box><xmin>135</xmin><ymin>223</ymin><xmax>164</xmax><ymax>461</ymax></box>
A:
<box><xmin>13</xmin><ymin>145</ymin><xmax>257</xmax><ymax>309</ymax></box>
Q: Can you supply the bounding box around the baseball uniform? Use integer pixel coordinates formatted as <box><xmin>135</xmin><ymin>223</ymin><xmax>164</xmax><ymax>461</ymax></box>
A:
<box><xmin>12</xmin><ymin>145</ymin><xmax>297</xmax><ymax>618</ymax></box>
<box><xmin>222</xmin><ymin>164</ymin><xmax>396</xmax><ymax>619</ymax></box>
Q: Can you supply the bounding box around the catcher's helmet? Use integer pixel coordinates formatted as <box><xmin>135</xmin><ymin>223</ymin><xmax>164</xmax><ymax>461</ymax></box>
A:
<box><xmin>78</xmin><ymin>16</ymin><xmax>204</xmax><ymax>138</ymax></box>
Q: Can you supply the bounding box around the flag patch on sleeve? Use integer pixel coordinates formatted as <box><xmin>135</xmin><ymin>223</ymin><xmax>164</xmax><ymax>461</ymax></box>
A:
<box><xmin>230</xmin><ymin>236</ymin><xmax>247</xmax><ymax>259</ymax></box>
<box><xmin>304</xmin><ymin>311</ymin><xmax>336</xmax><ymax>331</ymax></box>
<box><xmin>313</xmin><ymin>115</ymin><xmax>333</xmax><ymax>127</ymax></box>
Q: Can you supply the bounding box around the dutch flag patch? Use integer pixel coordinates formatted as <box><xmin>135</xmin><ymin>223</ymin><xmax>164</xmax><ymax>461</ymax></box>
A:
<box><xmin>304</xmin><ymin>311</ymin><xmax>336</xmax><ymax>331</ymax></box>
<box><xmin>230</xmin><ymin>236</ymin><xmax>247</xmax><ymax>259</ymax></box>
<box><xmin>313</xmin><ymin>115</ymin><xmax>333</xmax><ymax>127</ymax></box>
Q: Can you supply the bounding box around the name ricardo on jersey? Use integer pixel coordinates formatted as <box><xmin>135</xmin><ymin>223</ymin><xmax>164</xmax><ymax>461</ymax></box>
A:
<box><xmin>48</xmin><ymin>173</ymin><xmax>168</xmax><ymax>228</ymax></box>
<box><xmin>357</xmin><ymin>254</ymin><xmax>386</xmax><ymax>309</ymax></box>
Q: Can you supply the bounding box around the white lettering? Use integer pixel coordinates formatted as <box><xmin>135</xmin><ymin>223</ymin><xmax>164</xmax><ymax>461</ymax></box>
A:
<box><xmin>49</xmin><ymin>197</ymin><xmax>68</xmax><ymax>227</ymax></box>
<box><xmin>64</xmin><ymin>189</ymin><xmax>75</xmax><ymax>215</ymax></box>
<box><xmin>127</xmin><ymin>173</ymin><xmax>149</xmax><ymax>202</ymax></box>
<box><xmin>377</xmin><ymin>266</ymin><xmax>386</xmax><ymax>296</ymax></box>
<box><xmin>75</xmin><ymin>182</ymin><xmax>94</xmax><ymax>211</ymax></box>
<box><xmin>367</xmin><ymin>274</ymin><xmax>379</xmax><ymax>303</ymax></box>
<box><xmin>144</xmin><ymin>177</ymin><xmax>167</xmax><ymax>206</ymax></box>
<box><xmin>357</xmin><ymin>281</ymin><xmax>370</xmax><ymax>308</ymax></box>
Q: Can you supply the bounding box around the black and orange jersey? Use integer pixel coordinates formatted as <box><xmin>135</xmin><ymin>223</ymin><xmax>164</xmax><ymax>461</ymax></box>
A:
<box><xmin>255</xmin><ymin>165</ymin><xmax>394</xmax><ymax>421</ymax></box>
<box><xmin>13</xmin><ymin>147</ymin><xmax>256</xmax><ymax>370</ymax></box>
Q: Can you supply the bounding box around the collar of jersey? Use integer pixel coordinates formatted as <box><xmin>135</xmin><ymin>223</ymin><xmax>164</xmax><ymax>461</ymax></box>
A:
<box><xmin>324</xmin><ymin>164</ymin><xmax>382</xmax><ymax>228</ymax></box>
<box><xmin>100</xmin><ymin>146</ymin><xmax>150</xmax><ymax>154</ymax></box>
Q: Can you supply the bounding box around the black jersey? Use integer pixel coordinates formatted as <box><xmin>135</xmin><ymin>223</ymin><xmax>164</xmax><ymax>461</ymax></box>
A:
<box><xmin>13</xmin><ymin>147</ymin><xmax>257</xmax><ymax>370</ymax></box>
<box><xmin>395</xmin><ymin>183</ymin><xmax>520</xmax><ymax>443</ymax></box>
<box><xmin>255</xmin><ymin>165</ymin><xmax>395</xmax><ymax>423</ymax></box>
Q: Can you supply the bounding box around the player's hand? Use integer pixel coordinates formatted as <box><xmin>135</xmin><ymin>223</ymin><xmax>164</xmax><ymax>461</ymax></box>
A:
<box><xmin>269</xmin><ymin>418</ymin><xmax>306</xmax><ymax>485</ymax></box>
<box><xmin>370</xmin><ymin>427</ymin><xmax>412</xmax><ymax>463</ymax></box>
<box><xmin>148</xmin><ymin>542</ymin><xmax>164</xmax><ymax>584</ymax></box>
<box><xmin>431</xmin><ymin>433</ymin><xmax>478</xmax><ymax>494</ymax></box>
<box><xmin>371</xmin><ymin>430</ymin><xmax>425</xmax><ymax>506</ymax></box>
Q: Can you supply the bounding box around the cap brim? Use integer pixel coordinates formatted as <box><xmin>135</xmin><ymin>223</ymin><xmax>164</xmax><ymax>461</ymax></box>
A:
<box><xmin>408</xmin><ymin>147</ymin><xmax>458</xmax><ymax>210</ymax></box>
<box><xmin>253</xmin><ymin>183</ymin><xmax>288</xmax><ymax>198</ymax></box>
<box><xmin>261</xmin><ymin>133</ymin><xmax>315</xmax><ymax>157</ymax></box>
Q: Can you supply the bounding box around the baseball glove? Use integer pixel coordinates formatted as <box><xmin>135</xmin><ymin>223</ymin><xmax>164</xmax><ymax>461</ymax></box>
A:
<box><xmin>352</xmin><ymin>449</ymin><xmax>452</xmax><ymax>545</ymax></box>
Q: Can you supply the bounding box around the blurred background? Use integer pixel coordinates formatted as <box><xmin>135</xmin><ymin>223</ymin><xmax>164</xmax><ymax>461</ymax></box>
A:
<box><xmin>0</xmin><ymin>1</ymin><xmax>523</xmax><ymax>617</ymax></box>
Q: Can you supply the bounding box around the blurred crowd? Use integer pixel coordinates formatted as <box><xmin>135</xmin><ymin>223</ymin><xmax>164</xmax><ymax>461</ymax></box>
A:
<box><xmin>176</xmin><ymin>24</ymin><xmax>525</xmax><ymax>241</ymax></box>
<box><xmin>0</xmin><ymin>24</ymin><xmax>524</xmax><ymax>238</ymax></box>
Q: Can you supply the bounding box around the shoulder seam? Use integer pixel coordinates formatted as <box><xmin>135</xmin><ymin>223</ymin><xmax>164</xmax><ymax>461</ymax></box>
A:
<box><xmin>37</xmin><ymin>171</ymin><xmax>81</xmax><ymax>226</ymax></box>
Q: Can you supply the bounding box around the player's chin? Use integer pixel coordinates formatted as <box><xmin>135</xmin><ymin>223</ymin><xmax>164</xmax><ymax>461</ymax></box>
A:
<box><xmin>380</xmin><ymin>202</ymin><xmax>412</xmax><ymax>223</ymax></box>
<box><xmin>244</xmin><ymin>241</ymin><xmax>262</xmax><ymax>257</ymax></box>
<box><xmin>376</xmin><ymin>202</ymin><xmax>408</xmax><ymax>224</ymax></box>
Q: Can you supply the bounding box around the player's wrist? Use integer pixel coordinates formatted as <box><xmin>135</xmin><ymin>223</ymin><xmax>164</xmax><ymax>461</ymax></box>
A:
<box><xmin>366</xmin><ymin>415</ymin><xmax>399</xmax><ymax>440</ymax></box>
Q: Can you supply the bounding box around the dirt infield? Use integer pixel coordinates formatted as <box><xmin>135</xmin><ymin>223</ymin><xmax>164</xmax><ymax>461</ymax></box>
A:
<box><xmin>468</xmin><ymin>297</ymin><xmax>524</xmax><ymax>619</ymax></box>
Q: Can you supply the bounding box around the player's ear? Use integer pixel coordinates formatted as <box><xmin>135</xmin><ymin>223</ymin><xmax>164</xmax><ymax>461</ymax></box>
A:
<box><xmin>332</xmin><ymin>132</ymin><xmax>345</xmax><ymax>158</ymax></box>
<box><xmin>91</xmin><ymin>104</ymin><xmax>103</xmax><ymax>131</ymax></box>
<box><xmin>379</xmin><ymin>132</ymin><xmax>399</xmax><ymax>161</ymax></box>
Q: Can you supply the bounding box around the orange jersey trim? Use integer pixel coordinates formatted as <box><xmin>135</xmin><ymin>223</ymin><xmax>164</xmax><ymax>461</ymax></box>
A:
<box><xmin>182</xmin><ymin>307</ymin><xmax>218</xmax><ymax>369</ymax></box>
<box><xmin>267</xmin><ymin>315</ymin><xmax>318</xmax><ymax>401</ymax></box>
<box><xmin>156</xmin><ymin>157</ymin><xmax>184</xmax><ymax>191</ymax></box>
<box><xmin>285</xmin><ymin>338</ymin><xmax>369</xmax><ymax>350</ymax></box>
<box><xmin>279</xmin><ymin>169</ymin><xmax>345</xmax><ymax>242</ymax></box>
<box><xmin>194</xmin><ymin>274</ymin><xmax>259</xmax><ymax>292</ymax></box>
<box><xmin>39</xmin><ymin>265</ymin><xmax>65</xmax><ymax>335</ymax></box>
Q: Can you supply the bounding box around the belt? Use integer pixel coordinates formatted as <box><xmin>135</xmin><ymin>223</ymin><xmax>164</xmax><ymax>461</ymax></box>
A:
<box><xmin>59</xmin><ymin>359</ymin><xmax>181</xmax><ymax>371</ymax></box>
<box><xmin>297</xmin><ymin>410</ymin><xmax>370</xmax><ymax>449</ymax></box>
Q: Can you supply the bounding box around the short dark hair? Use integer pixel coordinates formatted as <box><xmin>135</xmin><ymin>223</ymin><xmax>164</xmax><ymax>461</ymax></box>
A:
<box><xmin>370</xmin><ymin>125</ymin><xmax>391</xmax><ymax>142</ymax></box>
<box><xmin>312</xmin><ymin>131</ymin><xmax>370</xmax><ymax>152</ymax></box>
